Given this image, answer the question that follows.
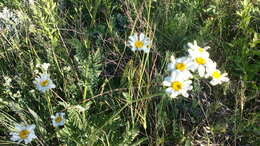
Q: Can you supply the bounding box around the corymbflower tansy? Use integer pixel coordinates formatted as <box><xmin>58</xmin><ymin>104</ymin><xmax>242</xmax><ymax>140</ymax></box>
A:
<box><xmin>10</xmin><ymin>124</ymin><xmax>37</xmax><ymax>144</ymax></box>
<box><xmin>128</xmin><ymin>33</ymin><xmax>151</xmax><ymax>53</ymax></box>
<box><xmin>34</xmin><ymin>73</ymin><xmax>56</xmax><ymax>93</ymax></box>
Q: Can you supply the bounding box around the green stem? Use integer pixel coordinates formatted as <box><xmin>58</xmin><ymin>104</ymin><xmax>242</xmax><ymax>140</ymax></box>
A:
<box><xmin>46</xmin><ymin>92</ymin><xmax>53</xmax><ymax>115</ymax></box>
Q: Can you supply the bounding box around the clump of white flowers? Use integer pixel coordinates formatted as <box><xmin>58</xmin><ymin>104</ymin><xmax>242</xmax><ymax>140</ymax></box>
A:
<box><xmin>0</xmin><ymin>7</ymin><xmax>21</xmax><ymax>32</ymax></box>
<box><xmin>35</xmin><ymin>63</ymin><xmax>50</xmax><ymax>73</ymax></box>
<box><xmin>128</xmin><ymin>33</ymin><xmax>151</xmax><ymax>53</ymax></box>
<box><xmin>163</xmin><ymin>40</ymin><xmax>229</xmax><ymax>98</ymax></box>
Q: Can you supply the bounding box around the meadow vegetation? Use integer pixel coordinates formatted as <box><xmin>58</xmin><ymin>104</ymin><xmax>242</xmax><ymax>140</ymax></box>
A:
<box><xmin>0</xmin><ymin>0</ymin><xmax>259</xmax><ymax>145</ymax></box>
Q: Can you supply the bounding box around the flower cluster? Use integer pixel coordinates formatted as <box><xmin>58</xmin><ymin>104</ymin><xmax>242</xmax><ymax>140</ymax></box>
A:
<box><xmin>163</xmin><ymin>40</ymin><xmax>229</xmax><ymax>98</ymax></box>
<box><xmin>9</xmin><ymin>63</ymin><xmax>65</xmax><ymax>144</ymax></box>
<box><xmin>0</xmin><ymin>7</ymin><xmax>21</xmax><ymax>32</ymax></box>
<box><xmin>10</xmin><ymin>112</ymin><xmax>65</xmax><ymax>144</ymax></box>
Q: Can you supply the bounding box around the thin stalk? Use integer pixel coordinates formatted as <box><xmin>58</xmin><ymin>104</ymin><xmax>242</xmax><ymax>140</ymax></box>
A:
<box><xmin>45</xmin><ymin>92</ymin><xmax>53</xmax><ymax>115</ymax></box>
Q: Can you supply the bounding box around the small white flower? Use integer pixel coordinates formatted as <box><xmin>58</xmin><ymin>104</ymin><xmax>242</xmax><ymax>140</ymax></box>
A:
<box><xmin>51</xmin><ymin>112</ymin><xmax>65</xmax><ymax>127</ymax></box>
<box><xmin>205</xmin><ymin>61</ymin><xmax>229</xmax><ymax>85</ymax></box>
<box><xmin>187</xmin><ymin>40</ymin><xmax>210</xmax><ymax>56</ymax></box>
<box><xmin>10</xmin><ymin>124</ymin><xmax>37</xmax><ymax>144</ymax></box>
<box><xmin>188</xmin><ymin>48</ymin><xmax>213</xmax><ymax>77</ymax></box>
<box><xmin>167</xmin><ymin>56</ymin><xmax>195</xmax><ymax>79</ymax></box>
<box><xmin>33</xmin><ymin>73</ymin><xmax>56</xmax><ymax>93</ymax></box>
<box><xmin>128</xmin><ymin>33</ymin><xmax>151</xmax><ymax>53</ymax></box>
<box><xmin>3</xmin><ymin>76</ymin><xmax>12</xmax><ymax>87</ymax></box>
<box><xmin>163</xmin><ymin>72</ymin><xmax>193</xmax><ymax>98</ymax></box>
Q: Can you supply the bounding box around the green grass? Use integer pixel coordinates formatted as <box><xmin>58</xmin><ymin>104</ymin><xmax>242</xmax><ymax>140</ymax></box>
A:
<box><xmin>0</xmin><ymin>0</ymin><xmax>259</xmax><ymax>145</ymax></box>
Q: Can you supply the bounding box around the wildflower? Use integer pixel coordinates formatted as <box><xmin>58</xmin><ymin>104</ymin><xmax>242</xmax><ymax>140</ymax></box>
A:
<box><xmin>187</xmin><ymin>40</ymin><xmax>210</xmax><ymax>56</ymax></box>
<box><xmin>205</xmin><ymin>61</ymin><xmax>229</xmax><ymax>85</ymax></box>
<box><xmin>51</xmin><ymin>112</ymin><xmax>65</xmax><ymax>127</ymax></box>
<box><xmin>10</xmin><ymin>124</ymin><xmax>37</xmax><ymax>144</ymax></box>
<box><xmin>167</xmin><ymin>56</ymin><xmax>195</xmax><ymax>79</ymax></box>
<box><xmin>188</xmin><ymin>47</ymin><xmax>212</xmax><ymax>77</ymax></box>
<box><xmin>128</xmin><ymin>33</ymin><xmax>151</xmax><ymax>53</ymax></box>
<box><xmin>33</xmin><ymin>73</ymin><xmax>56</xmax><ymax>93</ymax></box>
<box><xmin>163</xmin><ymin>72</ymin><xmax>193</xmax><ymax>98</ymax></box>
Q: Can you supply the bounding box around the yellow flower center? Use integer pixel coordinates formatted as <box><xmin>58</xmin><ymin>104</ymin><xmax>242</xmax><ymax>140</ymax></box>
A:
<box><xmin>199</xmin><ymin>48</ymin><xmax>204</xmax><ymax>52</ymax></box>
<box><xmin>175</xmin><ymin>63</ymin><xmax>186</xmax><ymax>71</ymax></box>
<box><xmin>171</xmin><ymin>81</ymin><xmax>183</xmax><ymax>91</ymax></box>
<box><xmin>134</xmin><ymin>41</ymin><xmax>144</xmax><ymax>48</ymax></box>
<box><xmin>195</xmin><ymin>57</ymin><xmax>206</xmax><ymax>65</ymax></box>
<box><xmin>19</xmin><ymin>130</ymin><xmax>30</xmax><ymax>139</ymax></box>
<box><xmin>212</xmin><ymin>71</ymin><xmax>221</xmax><ymax>79</ymax></box>
<box><xmin>55</xmin><ymin>116</ymin><xmax>62</xmax><ymax>123</ymax></box>
<box><xmin>40</xmin><ymin>80</ymin><xmax>49</xmax><ymax>87</ymax></box>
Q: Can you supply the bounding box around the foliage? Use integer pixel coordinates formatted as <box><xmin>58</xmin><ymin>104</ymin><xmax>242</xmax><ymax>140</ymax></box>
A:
<box><xmin>0</xmin><ymin>0</ymin><xmax>259</xmax><ymax>145</ymax></box>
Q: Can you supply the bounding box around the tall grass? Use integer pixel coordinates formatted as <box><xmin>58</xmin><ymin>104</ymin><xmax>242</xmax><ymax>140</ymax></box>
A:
<box><xmin>0</xmin><ymin>0</ymin><xmax>259</xmax><ymax>145</ymax></box>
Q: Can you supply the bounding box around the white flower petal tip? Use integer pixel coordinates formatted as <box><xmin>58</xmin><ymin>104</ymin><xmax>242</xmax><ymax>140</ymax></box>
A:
<box><xmin>10</xmin><ymin>124</ymin><xmax>37</xmax><ymax>144</ymax></box>
<box><xmin>51</xmin><ymin>112</ymin><xmax>66</xmax><ymax>127</ymax></box>
<box><xmin>127</xmin><ymin>33</ymin><xmax>151</xmax><ymax>53</ymax></box>
<box><xmin>34</xmin><ymin>73</ymin><xmax>56</xmax><ymax>93</ymax></box>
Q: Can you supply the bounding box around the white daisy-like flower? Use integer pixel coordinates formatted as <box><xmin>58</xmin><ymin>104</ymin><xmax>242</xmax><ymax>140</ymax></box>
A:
<box><xmin>162</xmin><ymin>72</ymin><xmax>193</xmax><ymax>98</ymax></box>
<box><xmin>33</xmin><ymin>73</ymin><xmax>56</xmax><ymax>93</ymax></box>
<box><xmin>205</xmin><ymin>61</ymin><xmax>229</xmax><ymax>85</ymax></box>
<box><xmin>128</xmin><ymin>33</ymin><xmax>151</xmax><ymax>53</ymax></box>
<box><xmin>51</xmin><ymin>112</ymin><xmax>65</xmax><ymax>127</ymax></box>
<box><xmin>10</xmin><ymin>124</ymin><xmax>37</xmax><ymax>144</ymax></box>
<box><xmin>167</xmin><ymin>56</ymin><xmax>195</xmax><ymax>79</ymax></box>
<box><xmin>188</xmin><ymin>48</ymin><xmax>213</xmax><ymax>77</ymax></box>
<box><xmin>187</xmin><ymin>40</ymin><xmax>210</xmax><ymax>56</ymax></box>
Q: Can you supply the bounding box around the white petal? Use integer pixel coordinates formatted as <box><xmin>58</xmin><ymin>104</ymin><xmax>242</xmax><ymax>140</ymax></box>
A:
<box><xmin>10</xmin><ymin>135</ymin><xmax>20</xmax><ymax>141</ymax></box>
<box><xmin>170</xmin><ymin>56</ymin><xmax>176</xmax><ymax>62</ymax></box>
<box><xmin>27</xmin><ymin>124</ymin><xmax>36</xmax><ymax>131</ymax></box>
<box><xmin>139</xmin><ymin>33</ymin><xmax>145</xmax><ymax>41</ymax></box>
<box><xmin>204</xmin><ymin>46</ymin><xmax>210</xmax><ymax>50</ymax></box>
<box><xmin>129</xmin><ymin>34</ymin><xmax>137</xmax><ymax>42</ymax></box>
<box><xmin>167</xmin><ymin>63</ymin><xmax>175</xmax><ymax>71</ymax></box>
<box><xmin>15</xmin><ymin>125</ymin><xmax>23</xmax><ymax>131</ymax></box>
<box><xmin>182</xmin><ymin>92</ymin><xmax>189</xmax><ymax>97</ymax></box>
<box><xmin>162</xmin><ymin>80</ymin><xmax>171</xmax><ymax>87</ymax></box>
<box><xmin>210</xmin><ymin>80</ymin><xmax>218</xmax><ymax>86</ymax></box>
<box><xmin>170</xmin><ymin>92</ymin><xmax>179</xmax><ymax>98</ymax></box>
<box><xmin>198</xmin><ymin>66</ymin><xmax>205</xmax><ymax>77</ymax></box>
<box><xmin>165</xmin><ymin>88</ymin><xmax>173</xmax><ymax>94</ymax></box>
<box><xmin>142</xmin><ymin>47</ymin><xmax>150</xmax><ymax>53</ymax></box>
<box><xmin>24</xmin><ymin>138</ymin><xmax>31</xmax><ymax>144</ymax></box>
